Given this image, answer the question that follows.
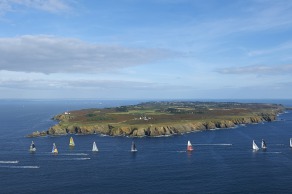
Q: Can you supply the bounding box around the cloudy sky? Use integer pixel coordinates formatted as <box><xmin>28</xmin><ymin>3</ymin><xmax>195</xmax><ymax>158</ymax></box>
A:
<box><xmin>0</xmin><ymin>0</ymin><xmax>292</xmax><ymax>99</ymax></box>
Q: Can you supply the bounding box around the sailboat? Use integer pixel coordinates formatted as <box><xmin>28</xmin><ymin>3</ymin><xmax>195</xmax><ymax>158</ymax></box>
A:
<box><xmin>69</xmin><ymin>137</ymin><xmax>75</xmax><ymax>147</ymax></box>
<box><xmin>131</xmin><ymin>141</ymin><xmax>137</xmax><ymax>152</ymax></box>
<box><xmin>261</xmin><ymin>139</ymin><xmax>267</xmax><ymax>149</ymax></box>
<box><xmin>252</xmin><ymin>140</ymin><xmax>259</xmax><ymax>151</ymax></box>
<box><xmin>290</xmin><ymin>138</ymin><xmax>292</xmax><ymax>148</ymax></box>
<box><xmin>92</xmin><ymin>141</ymin><xmax>98</xmax><ymax>152</ymax></box>
<box><xmin>52</xmin><ymin>143</ymin><xmax>58</xmax><ymax>154</ymax></box>
<box><xmin>187</xmin><ymin>140</ymin><xmax>193</xmax><ymax>151</ymax></box>
<box><xmin>29</xmin><ymin>141</ymin><xmax>36</xmax><ymax>152</ymax></box>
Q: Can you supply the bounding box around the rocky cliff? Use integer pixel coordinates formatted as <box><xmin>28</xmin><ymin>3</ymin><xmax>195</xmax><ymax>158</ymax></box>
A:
<box><xmin>27</xmin><ymin>113</ymin><xmax>278</xmax><ymax>137</ymax></box>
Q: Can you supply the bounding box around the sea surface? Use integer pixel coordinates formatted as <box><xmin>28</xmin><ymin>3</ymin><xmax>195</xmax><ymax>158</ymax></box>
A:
<box><xmin>0</xmin><ymin>99</ymin><xmax>292</xmax><ymax>194</ymax></box>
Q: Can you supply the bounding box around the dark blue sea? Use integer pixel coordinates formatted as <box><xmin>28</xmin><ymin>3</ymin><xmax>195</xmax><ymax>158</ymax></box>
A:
<box><xmin>1</xmin><ymin>99</ymin><xmax>292</xmax><ymax>194</ymax></box>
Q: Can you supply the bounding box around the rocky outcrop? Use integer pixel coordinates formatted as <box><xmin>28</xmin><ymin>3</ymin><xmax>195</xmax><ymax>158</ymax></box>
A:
<box><xmin>27</xmin><ymin>113</ymin><xmax>279</xmax><ymax>137</ymax></box>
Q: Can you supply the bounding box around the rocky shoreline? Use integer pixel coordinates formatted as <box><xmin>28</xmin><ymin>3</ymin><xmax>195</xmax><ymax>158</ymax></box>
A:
<box><xmin>27</xmin><ymin>112</ymin><xmax>279</xmax><ymax>137</ymax></box>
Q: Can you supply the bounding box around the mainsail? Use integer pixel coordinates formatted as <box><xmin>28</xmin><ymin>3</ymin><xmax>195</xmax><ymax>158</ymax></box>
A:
<box><xmin>290</xmin><ymin>138</ymin><xmax>292</xmax><ymax>148</ymax></box>
<box><xmin>29</xmin><ymin>141</ymin><xmax>36</xmax><ymax>152</ymax></box>
<box><xmin>69</xmin><ymin>137</ymin><xmax>75</xmax><ymax>146</ymax></box>
<box><xmin>187</xmin><ymin>140</ymin><xmax>193</xmax><ymax>151</ymax></box>
<box><xmin>52</xmin><ymin>143</ymin><xmax>58</xmax><ymax>154</ymax></box>
<box><xmin>92</xmin><ymin>141</ymin><xmax>98</xmax><ymax>152</ymax></box>
<box><xmin>131</xmin><ymin>141</ymin><xmax>137</xmax><ymax>152</ymax></box>
<box><xmin>261</xmin><ymin>139</ymin><xmax>267</xmax><ymax>149</ymax></box>
<box><xmin>252</xmin><ymin>140</ymin><xmax>259</xmax><ymax>150</ymax></box>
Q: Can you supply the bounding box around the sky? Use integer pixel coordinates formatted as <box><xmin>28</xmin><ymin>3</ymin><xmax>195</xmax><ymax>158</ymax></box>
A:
<box><xmin>0</xmin><ymin>0</ymin><xmax>292</xmax><ymax>100</ymax></box>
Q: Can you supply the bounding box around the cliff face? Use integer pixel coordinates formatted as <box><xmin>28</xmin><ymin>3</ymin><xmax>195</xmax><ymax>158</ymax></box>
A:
<box><xmin>27</xmin><ymin>113</ymin><xmax>278</xmax><ymax>137</ymax></box>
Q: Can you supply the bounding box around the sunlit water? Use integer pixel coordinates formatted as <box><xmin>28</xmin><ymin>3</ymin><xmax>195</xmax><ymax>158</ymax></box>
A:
<box><xmin>0</xmin><ymin>99</ymin><xmax>292</xmax><ymax>194</ymax></box>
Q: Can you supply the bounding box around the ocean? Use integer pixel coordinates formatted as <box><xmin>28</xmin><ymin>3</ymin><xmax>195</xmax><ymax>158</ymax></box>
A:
<box><xmin>0</xmin><ymin>99</ymin><xmax>292</xmax><ymax>194</ymax></box>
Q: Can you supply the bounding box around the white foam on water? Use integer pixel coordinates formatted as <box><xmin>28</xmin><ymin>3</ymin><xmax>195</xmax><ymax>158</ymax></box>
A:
<box><xmin>9</xmin><ymin>166</ymin><xmax>40</xmax><ymax>169</ymax></box>
<box><xmin>193</xmin><ymin>144</ymin><xmax>232</xmax><ymax>146</ymax></box>
<box><xmin>56</xmin><ymin>158</ymin><xmax>91</xmax><ymax>160</ymax></box>
<box><xmin>61</xmin><ymin>153</ymin><xmax>88</xmax><ymax>156</ymax></box>
<box><xmin>0</xmin><ymin>166</ymin><xmax>39</xmax><ymax>169</ymax></box>
<box><xmin>0</xmin><ymin>161</ymin><xmax>19</xmax><ymax>164</ymax></box>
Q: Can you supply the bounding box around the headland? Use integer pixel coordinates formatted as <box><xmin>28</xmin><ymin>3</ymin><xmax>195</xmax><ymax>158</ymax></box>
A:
<box><xmin>27</xmin><ymin>101</ymin><xmax>285</xmax><ymax>137</ymax></box>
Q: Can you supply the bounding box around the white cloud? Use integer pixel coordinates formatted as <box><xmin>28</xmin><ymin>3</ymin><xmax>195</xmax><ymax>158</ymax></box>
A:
<box><xmin>0</xmin><ymin>35</ymin><xmax>177</xmax><ymax>74</ymax></box>
<box><xmin>0</xmin><ymin>0</ymin><xmax>71</xmax><ymax>14</ymax></box>
<box><xmin>216</xmin><ymin>64</ymin><xmax>292</xmax><ymax>75</ymax></box>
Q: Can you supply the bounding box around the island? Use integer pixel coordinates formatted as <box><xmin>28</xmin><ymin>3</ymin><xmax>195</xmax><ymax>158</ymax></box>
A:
<box><xmin>27</xmin><ymin>101</ymin><xmax>285</xmax><ymax>137</ymax></box>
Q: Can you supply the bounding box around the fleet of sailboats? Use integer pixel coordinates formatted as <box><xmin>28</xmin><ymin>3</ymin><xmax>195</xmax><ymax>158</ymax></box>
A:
<box><xmin>69</xmin><ymin>137</ymin><xmax>75</xmax><ymax>147</ymax></box>
<box><xmin>28</xmin><ymin>137</ymin><xmax>292</xmax><ymax>154</ymax></box>
<box><xmin>131</xmin><ymin>141</ymin><xmax>137</xmax><ymax>152</ymax></box>
<box><xmin>187</xmin><ymin>140</ymin><xmax>193</xmax><ymax>151</ymax></box>
<box><xmin>92</xmin><ymin>141</ymin><xmax>98</xmax><ymax>152</ymax></box>
<box><xmin>29</xmin><ymin>141</ymin><xmax>36</xmax><ymax>152</ymax></box>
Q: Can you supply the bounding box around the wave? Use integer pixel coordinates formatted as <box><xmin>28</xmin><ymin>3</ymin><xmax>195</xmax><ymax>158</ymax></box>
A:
<box><xmin>0</xmin><ymin>161</ymin><xmax>19</xmax><ymax>164</ymax></box>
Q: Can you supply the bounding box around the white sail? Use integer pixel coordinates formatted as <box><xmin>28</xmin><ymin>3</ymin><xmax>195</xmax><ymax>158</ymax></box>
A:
<box><xmin>187</xmin><ymin>140</ymin><xmax>193</xmax><ymax>151</ymax></box>
<box><xmin>69</xmin><ymin>137</ymin><xmax>75</xmax><ymax>146</ymax></box>
<box><xmin>253</xmin><ymin>140</ymin><xmax>259</xmax><ymax>150</ymax></box>
<box><xmin>131</xmin><ymin>141</ymin><xmax>137</xmax><ymax>152</ymax></box>
<box><xmin>29</xmin><ymin>141</ymin><xmax>36</xmax><ymax>152</ymax></box>
<box><xmin>52</xmin><ymin>143</ymin><xmax>58</xmax><ymax>154</ymax></box>
<box><xmin>290</xmin><ymin>138</ymin><xmax>292</xmax><ymax>148</ymax></box>
<box><xmin>92</xmin><ymin>141</ymin><xmax>98</xmax><ymax>152</ymax></box>
<box><xmin>261</xmin><ymin>139</ymin><xmax>267</xmax><ymax>149</ymax></box>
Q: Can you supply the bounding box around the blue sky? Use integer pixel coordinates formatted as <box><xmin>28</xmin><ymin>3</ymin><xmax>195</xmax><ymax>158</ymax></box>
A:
<box><xmin>0</xmin><ymin>0</ymin><xmax>292</xmax><ymax>99</ymax></box>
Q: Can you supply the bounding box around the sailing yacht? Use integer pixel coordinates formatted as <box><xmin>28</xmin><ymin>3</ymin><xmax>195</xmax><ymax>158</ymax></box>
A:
<box><xmin>290</xmin><ymin>138</ymin><xmax>292</xmax><ymax>148</ymax></box>
<box><xmin>187</xmin><ymin>140</ymin><xmax>193</xmax><ymax>151</ymax></box>
<box><xmin>69</xmin><ymin>137</ymin><xmax>75</xmax><ymax>147</ymax></box>
<box><xmin>29</xmin><ymin>141</ymin><xmax>36</xmax><ymax>152</ymax></box>
<box><xmin>52</xmin><ymin>143</ymin><xmax>58</xmax><ymax>154</ymax></box>
<box><xmin>92</xmin><ymin>141</ymin><xmax>98</xmax><ymax>152</ymax></box>
<box><xmin>261</xmin><ymin>139</ymin><xmax>267</xmax><ymax>149</ymax></box>
<box><xmin>131</xmin><ymin>141</ymin><xmax>137</xmax><ymax>152</ymax></box>
<box><xmin>252</xmin><ymin>140</ymin><xmax>259</xmax><ymax>151</ymax></box>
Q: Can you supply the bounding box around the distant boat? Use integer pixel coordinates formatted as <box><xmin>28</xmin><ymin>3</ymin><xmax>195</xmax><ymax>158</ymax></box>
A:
<box><xmin>187</xmin><ymin>140</ymin><xmax>193</xmax><ymax>151</ymax></box>
<box><xmin>92</xmin><ymin>141</ymin><xmax>98</xmax><ymax>152</ymax></box>
<box><xmin>131</xmin><ymin>141</ymin><xmax>137</xmax><ymax>152</ymax></box>
<box><xmin>252</xmin><ymin>140</ymin><xmax>259</xmax><ymax>151</ymax></box>
<box><xmin>290</xmin><ymin>138</ymin><xmax>292</xmax><ymax>148</ymax></box>
<box><xmin>52</xmin><ymin>143</ymin><xmax>58</xmax><ymax>154</ymax></box>
<box><xmin>29</xmin><ymin>141</ymin><xmax>36</xmax><ymax>152</ymax></box>
<box><xmin>261</xmin><ymin>139</ymin><xmax>267</xmax><ymax>149</ymax></box>
<box><xmin>69</xmin><ymin>137</ymin><xmax>75</xmax><ymax>147</ymax></box>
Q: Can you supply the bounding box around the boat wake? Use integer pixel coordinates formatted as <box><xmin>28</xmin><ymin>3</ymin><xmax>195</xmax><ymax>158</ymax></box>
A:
<box><xmin>61</xmin><ymin>153</ymin><xmax>88</xmax><ymax>156</ymax></box>
<box><xmin>0</xmin><ymin>161</ymin><xmax>19</xmax><ymax>164</ymax></box>
<box><xmin>193</xmin><ymin>144</ymin><xmax>232</xmax><ymax>146</ymax></box>
<box><xmin>56</xmin><ymin>158</ymin><xmax>91</xmax><ymax>160</ymax></box>
<box><xmin>0</xmin><ymin>166</ymin><xmax>40</xmax><ymax>169</ymax></box>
